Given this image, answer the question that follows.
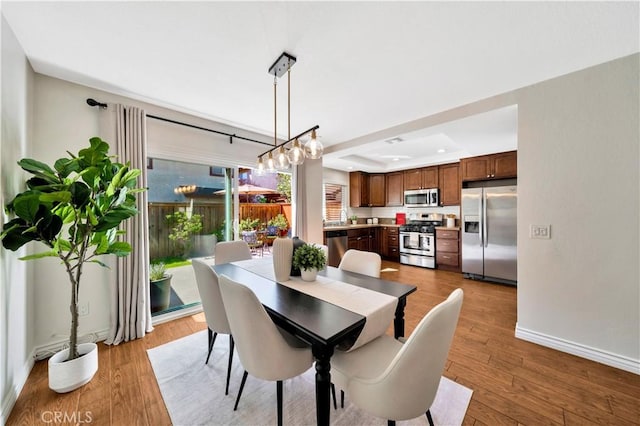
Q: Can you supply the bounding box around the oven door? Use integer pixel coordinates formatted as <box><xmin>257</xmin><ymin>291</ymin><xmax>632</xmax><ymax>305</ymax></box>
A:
<box><xmin>400</xmin><ymin>232</ymin><xmax>435</xmax><ymax>256</ymax></box>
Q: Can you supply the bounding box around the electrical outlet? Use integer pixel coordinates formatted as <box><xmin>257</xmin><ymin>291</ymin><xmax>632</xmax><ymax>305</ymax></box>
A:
<box><xmin>530</xmin><ymin>224</ymin><xmax>551</xmax><ymax>239</ymax></box>
<box><xmin>79</xmin><ymin>302</ymin><xmax>89</xmax><ymax>316</ymax></box>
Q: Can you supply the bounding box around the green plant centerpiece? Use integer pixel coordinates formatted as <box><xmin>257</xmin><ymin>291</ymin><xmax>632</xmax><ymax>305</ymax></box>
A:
<box><xmin>292</xmin><ymin>243</ymin><xmax>327</xmax><ymax>282</ymax></box>
<box><xmin>166</xmin><ymin>210</ymin><xmax>202</xmax><ymax>258</ymax></box>
<box><xmin>268</xmin><ymin>213</ymin><xmax>289</xmax><ymax>236</ymax></box>
<box><xmin>0</xmin><ymin>137</ymin><xmax>142</xmax><ymax>361</ymax></box>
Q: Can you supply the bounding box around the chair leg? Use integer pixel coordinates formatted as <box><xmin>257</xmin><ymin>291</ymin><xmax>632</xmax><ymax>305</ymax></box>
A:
<box><xmin>330</xmin><ymin>383</ymin><xmax>337</xmax><ymax>409</ymax></box>
<box><xmin>340</xmin><ymin>389</ymin><xmax>344</xmax><ymax>408</ymax></box>
<box><xmin>206</xmin><ymin>329</ymin><xmax>217</xmax><ymax>364</ymax></box>
<box><xmin>225</xmin><ymin>335</ymin><xmax>234</xmax><ymax>395</ymax></box>
<box><xmin>277</xmin><ymin>380</ymin><xmax>283</xmax><ymax>426</ymax></box>
<box><xmin>234</xmin><ymin>370</ymin><xmax>248</xmax><ymax>411</ymax></box>
<box><xmin>426</xmin><ymin>409</ymin><xmax>434</xmax><ymax>426</ymax></box>
<box><xmin>387</xmin><ymin>421</ymin><xmax>396</xmax><ymax>426</ymax></box>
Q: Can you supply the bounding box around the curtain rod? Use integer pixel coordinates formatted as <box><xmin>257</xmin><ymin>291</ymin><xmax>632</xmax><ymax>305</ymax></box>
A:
<box><xmin>86</xmin><ymin>98</ymin><xmax>274</xmax><ymax>148</ymax></box>
<box><xmin>257</xmin><ymin>125</ymin><xmax>320</xmax><ymax>158</ymax></box>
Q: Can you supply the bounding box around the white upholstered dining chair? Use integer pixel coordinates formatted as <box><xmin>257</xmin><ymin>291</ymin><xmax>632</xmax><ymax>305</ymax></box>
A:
<box><xmin>331</xmin><ymin>288</ymin><xmax>464</xmax><ymax>426</ymax></box>
<box><xmin>338</xmin><ymin>249</ymin><xmax>382</xmax><ymax>278</ymax></box>
<box><xmin>218</xmin><ymin>274</ymin><xmax>314</xmax><ymax>426</ymax></box>
<box><xmin>214</xmin><ymin>240</ymin><xmax>253</xmax><ymax>265</ymax></box>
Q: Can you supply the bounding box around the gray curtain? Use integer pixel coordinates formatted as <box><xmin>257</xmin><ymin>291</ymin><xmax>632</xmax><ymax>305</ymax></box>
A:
<box><xmin>105</xmin><ymin>104</ymin><xmax>153</xmax><ymax>344</ymax></box>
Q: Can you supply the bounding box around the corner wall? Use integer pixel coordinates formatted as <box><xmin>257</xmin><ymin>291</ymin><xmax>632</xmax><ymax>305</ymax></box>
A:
<box><xmin>515</xmin><ymin>54</ymin><xmax>639</xmax><ymax>372</ymax></box>
<box><xmin>0</xmin><ymin>15</ymin><xmax>35</xmax><ymax>423</ymax></box>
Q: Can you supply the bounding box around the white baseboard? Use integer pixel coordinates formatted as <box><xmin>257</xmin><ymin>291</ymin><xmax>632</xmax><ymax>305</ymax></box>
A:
<box><xmin>33</xmin><ymin>328</ymin><xmax>110</xmax><ymax>361</ymax></box>
<box><xmin>515</xmin><ymin>324</ymin><xmax>640</xmax><ymax>375</ymax></box>
<box><xmin>1</xmin><ymin>347</ymin><xmax>35</xmax><ymax>425</ymax></box>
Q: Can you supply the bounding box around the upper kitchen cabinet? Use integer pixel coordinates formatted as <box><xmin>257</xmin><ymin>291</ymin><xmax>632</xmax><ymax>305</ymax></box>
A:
<box><xmin>385</xmin><ymin>172</ymin><xmax>404</xmax><ymax>206</ymax></box>
<box><xmin>349</xmin><ymin>171</ymin><xmax>369</xmax><ymax>207</ymax></box>
<box><xmin>460</xmin><ymin>150</ymin><xmax>517</xmax><ymax>182</ymax></box>
<box><xmin>404</xmin><ymin>166</ymin><xmax>439</xmax><ymax>190</ymax></box>
<box><xmin>350</xmin><ymin>172</ymin><xmax>386</xmax><ymax>207</ymax></box>
<box><xmin>438</xmin><ymin>162</ymin><xmax>460</xmax><ymax>206</ymax></box>
<box><xmin>368</xmin><ymin>174</ymin><xmax>386</xmax><ymax>207</ymax></box>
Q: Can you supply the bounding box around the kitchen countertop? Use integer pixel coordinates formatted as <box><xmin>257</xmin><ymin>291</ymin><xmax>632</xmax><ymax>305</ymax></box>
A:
<box><xmin>323</xmin><ymin>223</ymin><xmax>402</xmax><ymax>231</ymax></box>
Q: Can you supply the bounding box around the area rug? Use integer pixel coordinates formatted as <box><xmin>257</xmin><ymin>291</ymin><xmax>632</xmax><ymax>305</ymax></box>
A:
<box><xmin>147</xmin><ymin>331</ymin><xmax>473</xmax><ymax>426</ymax></box>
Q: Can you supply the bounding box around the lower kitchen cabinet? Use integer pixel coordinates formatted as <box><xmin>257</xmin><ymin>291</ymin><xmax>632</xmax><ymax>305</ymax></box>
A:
<box><xmin>436</xmin><ymin>228</ymin><xmax>460</xmax><ymax>272</ymax></box>
<box><xmin>380</xmin><ymin>226</ymin><xmax>400</xmax><ymax>260</ymax></box>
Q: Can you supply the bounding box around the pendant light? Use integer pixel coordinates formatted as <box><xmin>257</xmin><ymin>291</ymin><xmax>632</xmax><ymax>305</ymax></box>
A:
<box><xmin>255</xmin><ymin>52</ymin><xmax>320</xmax><ymax>171</ymax></box>
<box><xmin>303</xmin><ymin>129</ymin><xmax>323</xmax><ymax>159</ymax></box>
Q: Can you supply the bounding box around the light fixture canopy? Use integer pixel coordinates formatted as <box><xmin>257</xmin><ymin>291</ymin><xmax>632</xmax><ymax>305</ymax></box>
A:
<box><xmin>256</xmin><ymin>52</ymin><xmax>320</xmax><ymax>171</ymax></box>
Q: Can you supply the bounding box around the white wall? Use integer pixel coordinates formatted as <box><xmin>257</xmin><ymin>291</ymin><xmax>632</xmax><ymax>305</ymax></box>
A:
<box><xmin>0</xmin><ymin>15</ymin><xmax>34</xmax><ymax>423</ymax></box>
<box><xmin>515</xmin><ymin>54</ymin><xmax>639</xmax><ymax>372</ymax></box>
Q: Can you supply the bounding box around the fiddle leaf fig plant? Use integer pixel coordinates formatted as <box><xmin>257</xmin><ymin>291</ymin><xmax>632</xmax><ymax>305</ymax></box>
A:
<box><xmin>0</xmin><ymin>137</ymin><xmax>143</xmax><ymax>361</ymax></box>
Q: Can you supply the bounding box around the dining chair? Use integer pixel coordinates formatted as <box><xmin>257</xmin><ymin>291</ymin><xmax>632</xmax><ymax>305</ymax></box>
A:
<box><xmin>330</xmin><ymin>288</ymin><xmax>464</xmax><ymax>426</ymax></box>
<box><xmin>214</xmin><ymin>240</ymin><xmax>252</xmax><ymax>265</ymax></box>
<box><xmin>338</xmin><ymin>249</ymin><xmax>382</xmax><ymax>278</ymax></box>
<box><xmin>218</xmin><ymin>274</ymin><xmax>314</xmax><ymax>426</ymax></box>
<box><xmin>191</xmin><ymin>258</ymin><xmax>236</xmax><ymax>396</ymax></box>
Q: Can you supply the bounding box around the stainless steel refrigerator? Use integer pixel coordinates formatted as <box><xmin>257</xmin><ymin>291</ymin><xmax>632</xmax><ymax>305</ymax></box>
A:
<box><xmin>461</xmin><ymin>183</ymin><xmax>517</xmax><ymax>285</ymax></box>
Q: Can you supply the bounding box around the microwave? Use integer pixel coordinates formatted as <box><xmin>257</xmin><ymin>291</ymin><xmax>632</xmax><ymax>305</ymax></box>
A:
<box><xmin>404</xmin><ymin>188</ymin><xmax>439</xmax><ymax>207</ymax></box>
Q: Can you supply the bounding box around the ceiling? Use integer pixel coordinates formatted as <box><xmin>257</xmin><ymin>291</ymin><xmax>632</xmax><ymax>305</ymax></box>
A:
<box><xmin>2</xmin><ymin>2</ymin><xmax>638</xmax><ymax>172</ymax></box>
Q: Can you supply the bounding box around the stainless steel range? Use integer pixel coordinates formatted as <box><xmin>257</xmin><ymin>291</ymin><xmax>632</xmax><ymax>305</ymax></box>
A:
<box><xmin>399</xmin><ymin>219</ymin><xmax>442</xmax><ymax>268</ymax></box>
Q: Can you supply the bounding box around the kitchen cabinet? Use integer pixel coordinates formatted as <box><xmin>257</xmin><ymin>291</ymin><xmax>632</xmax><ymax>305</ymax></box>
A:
<box><xmin>348</xmin><ymin>228</ymin><xmax>371</xmax><ymax>251</ymax></box>
<box><xmin>368</xmin><ymin>174</ymin><xmax>386</xmax><ymax>207</ymax></box>
<box><xmin>349</xmin><ymin>172</ymin><xmax>385</xmax><ymax>207</ymax></box>
<box><xmin>403</xmin><ymin>166</ymin><xmax>438</xmax><ymax>190</ymax></box>
<box><xmin>385</xmin><ymin>172</ymin><xmax>404</xmax><ymax>206</ymax></box>
<box><xmin>349</xmin><ymin>171</ymin><xmax>369</xmax><ymax>207</ymax></box>
<box><xmin>436</xmin><ymin>228</ymin><xmax>460</xmax><ymax>272</ymax></box>
<box><xmin>438</xmin><ymin>162</ymin><xmax>460</xmax><ymax>206</ymax></box>
<box><xmin>460</xmin><ymin>151</ymin><xmax>517</xmax><ymax>182</ymax></box>
<box><xmin>380</xmin><ymin>226</ymin><xmax>399</xmax><ymax>260</ymax></box>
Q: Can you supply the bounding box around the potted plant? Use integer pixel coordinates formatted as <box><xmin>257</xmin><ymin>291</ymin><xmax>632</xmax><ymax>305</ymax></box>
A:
<box><xmin>149</xmin><ymin>263</ymin><xmax>172</xmax><ymax>313</ymax></box>
<box><xmin>268</xmin><ymin>213</ymin><xmax>289</xmax><ymax>237</ymax></box>
<box><xmin>239</xmin><ymin>217</ymin><xmax>260</xmax><ymax>233</ymax></box>
<box><xmin>292</xmin><ymin>243</ymin><xmax>327</xmax><ymax>282</ymax></box>
<box><xmin>350</xmin><ymin>215</ymin><xmax>358</xmax><ymax>225</ymax></box>
<box><xmin>0</xmin><ymin>137</ymin><xmax>142</xmax><ymax>392</ymax></box>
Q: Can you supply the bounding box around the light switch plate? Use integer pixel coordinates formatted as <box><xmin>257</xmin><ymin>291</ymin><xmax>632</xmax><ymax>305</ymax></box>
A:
<box><xmin>530</xmin><ymin>224</ymin><xmax>551</xmax><ymax>239</ymax></box>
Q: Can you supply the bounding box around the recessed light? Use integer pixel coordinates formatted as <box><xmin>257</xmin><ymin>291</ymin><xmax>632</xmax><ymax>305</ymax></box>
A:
<box><xmin>437</xmin><ymin>148</ymin><xmax>446</xmax><ymax>153</ymax></box>
<box><xmin>347</xmin><ymin>166</ymin><xmax>353</xmax><ymax>170</ymax></box>
<box><xmin>392</xmin><ymin>158</ymin><xmax>399</xmax><ymax>161</ymax></box>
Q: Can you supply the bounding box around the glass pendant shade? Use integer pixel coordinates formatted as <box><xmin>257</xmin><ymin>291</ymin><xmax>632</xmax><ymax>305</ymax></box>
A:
<box><xmin>287</xmin><ymin>138</ymin><xmax>305</xmax><ymax>165</ymax></box>
<box><xmin>256</xmin><ymin>156</ymin><xmax>265</xmax><ymax>175</ymax></box>
<box><xmin>266</xmin><ymin>151</ymin><xmax>276</xmax><ymax>171</ymax></box>
<box><xmin>275</xmin><ymin>146</ymin><xmax>290</xmax><ymax>169</ymax></box>
<box><xmin>303</xmin><ymin>130</ymin><xmax>323</xmax><ymax>159</ymax></box>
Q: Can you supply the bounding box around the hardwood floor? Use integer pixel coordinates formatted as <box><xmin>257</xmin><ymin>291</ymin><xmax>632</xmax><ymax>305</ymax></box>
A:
<box><xmin>7</xmin><ymin>261</ymin><xmax>640</xmax><ymax>425</ymax></box>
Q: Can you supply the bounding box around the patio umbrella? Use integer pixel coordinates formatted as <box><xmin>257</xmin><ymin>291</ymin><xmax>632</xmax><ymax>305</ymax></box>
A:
<box><xmin>214</xmin><ymin>184</ymin><xmax>279</xmax><ymax>201</ymax></box>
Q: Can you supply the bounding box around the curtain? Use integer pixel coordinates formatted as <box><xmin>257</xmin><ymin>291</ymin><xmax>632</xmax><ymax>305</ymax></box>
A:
<box><xmin>293</xmin><ymin>163</ymin><xmax>308</xmax><ymax>241</ymax></box>
<box><xmin>105</xmin><ymin>104</ymin><xmax>153</xmax><ymax>345</ymax></box>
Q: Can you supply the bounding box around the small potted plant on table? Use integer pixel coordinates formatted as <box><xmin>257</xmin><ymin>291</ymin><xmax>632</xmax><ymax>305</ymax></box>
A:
<box><xmin>293</xmin><ymin>244</ymin><xmax>327</xmax><ymax>282</ymax></box>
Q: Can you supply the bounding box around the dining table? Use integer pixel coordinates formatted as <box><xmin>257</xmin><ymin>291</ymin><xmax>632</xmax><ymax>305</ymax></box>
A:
<box><xmin>211</xmin><ymin>259</ymin><xmax>416</xmax><ymax>426</ymax></box>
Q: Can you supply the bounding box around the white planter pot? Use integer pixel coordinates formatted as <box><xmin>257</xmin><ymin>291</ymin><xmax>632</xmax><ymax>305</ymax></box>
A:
<box><xmin>301</xmin><ymin>268</ymin><xmax>318</xmax><ymax>282</ymax></box>
<box><xmin>48</xmin><ymin>342</ymin><xmax>98</xmax><ymax>393</ymax></box>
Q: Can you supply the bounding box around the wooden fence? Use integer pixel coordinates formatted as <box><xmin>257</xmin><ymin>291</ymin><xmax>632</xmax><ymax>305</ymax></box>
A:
<box><xmin>148</xmin><ymin>202</ymin><xmax>291</xmax><ymax>260</ymax></box>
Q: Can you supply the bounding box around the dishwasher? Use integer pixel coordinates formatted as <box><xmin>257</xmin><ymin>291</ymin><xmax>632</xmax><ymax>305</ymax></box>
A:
<box><xmin>325</xmin><ymin>229</ymin><xmax>348</xmax><ymax>267</ymax></box>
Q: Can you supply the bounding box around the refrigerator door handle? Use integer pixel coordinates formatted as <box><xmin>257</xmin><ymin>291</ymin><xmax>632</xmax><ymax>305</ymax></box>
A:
<box><xmin>478</xmin><ymin>193</ymin><xmax>483</xmax><ymax>245</ymax></box>
<box><xmin>483</xmin><ymin>192</ymin><xmax>488</xmax><ymax>248</ymax></box>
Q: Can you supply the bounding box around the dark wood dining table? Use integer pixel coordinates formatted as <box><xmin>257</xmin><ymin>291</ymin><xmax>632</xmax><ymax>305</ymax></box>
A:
<box><xmin>212</xmin><ymin>263</ymin><xmax>416</xmax><ymax>426</ymax></box>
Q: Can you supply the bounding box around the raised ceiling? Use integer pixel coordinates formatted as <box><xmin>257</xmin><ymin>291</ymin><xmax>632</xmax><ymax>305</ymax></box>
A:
<box><xmin>2</xmin><ymin>2</ymin><xmax>638</xmax><ymax>172</ymax></box>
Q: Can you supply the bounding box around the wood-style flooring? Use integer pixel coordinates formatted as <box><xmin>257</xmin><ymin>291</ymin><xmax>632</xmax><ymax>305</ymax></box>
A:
<box><xmin>7</xmin><ymin>261</ymin><xmax>640</xmax><ymax>425</ymax></box>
